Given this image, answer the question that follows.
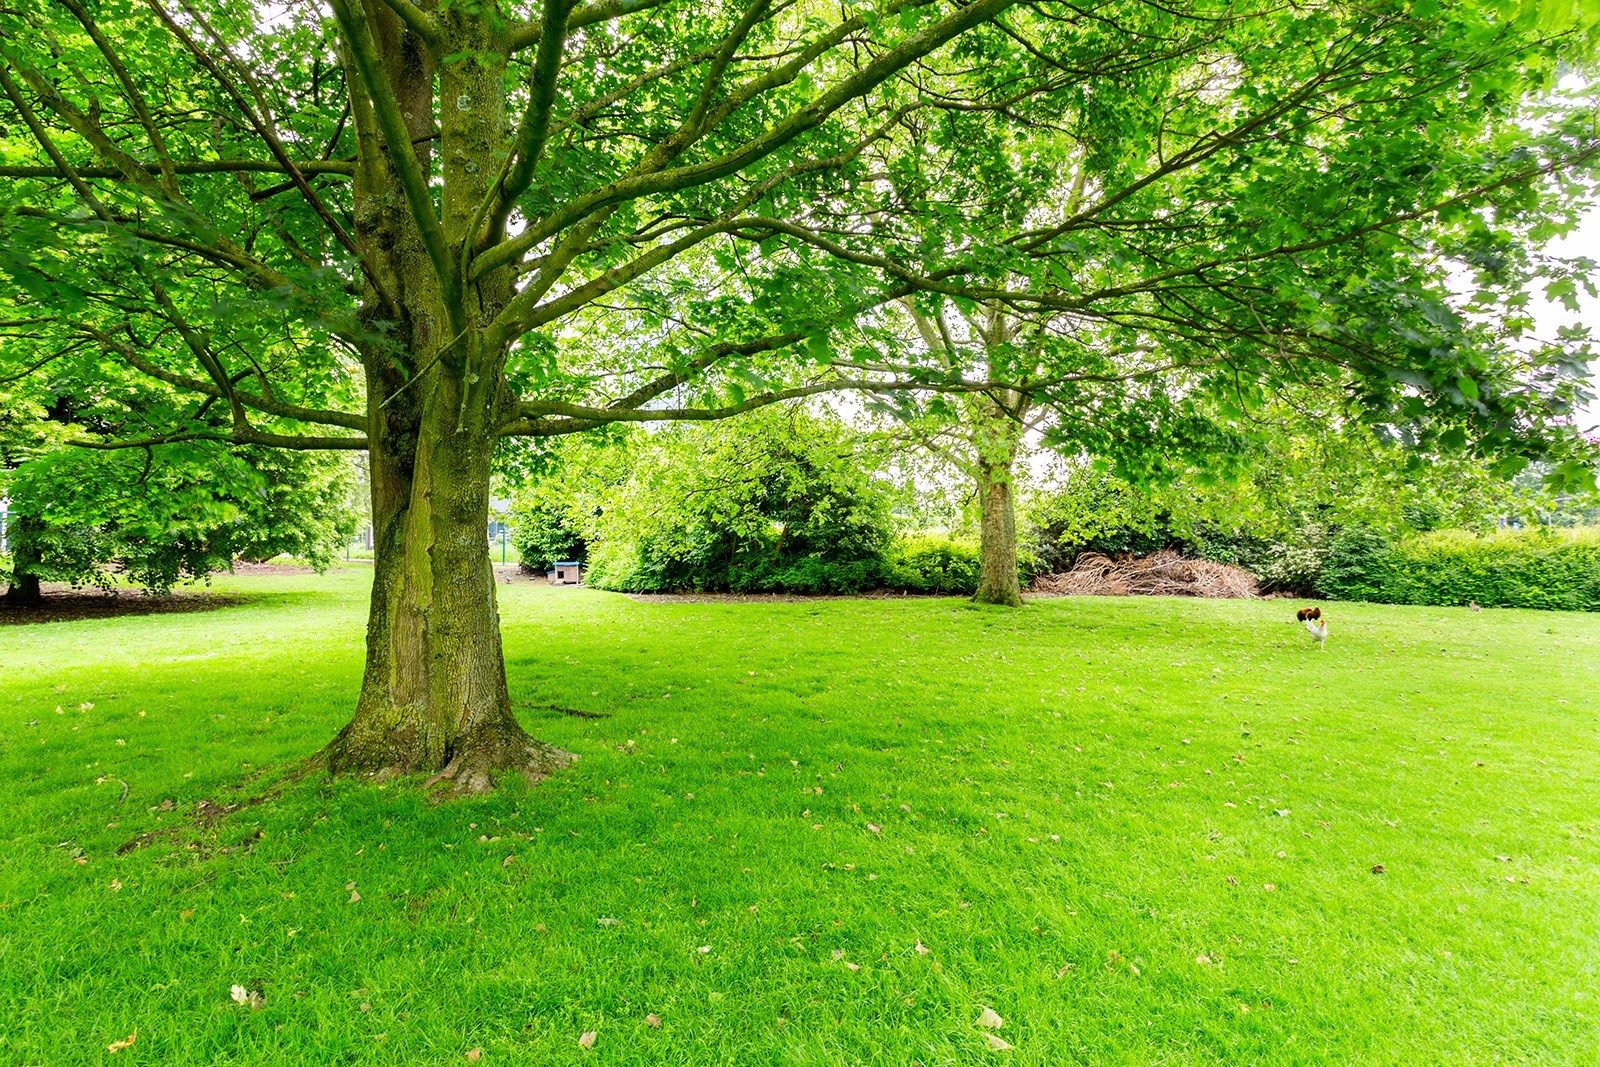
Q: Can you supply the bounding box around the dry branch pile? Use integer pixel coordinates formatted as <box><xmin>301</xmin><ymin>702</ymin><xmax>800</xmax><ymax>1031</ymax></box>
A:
<box><xmin>1030</xmin><ymin>549</ymin><xmax>1259</xmax><ymax>599</ymax></box>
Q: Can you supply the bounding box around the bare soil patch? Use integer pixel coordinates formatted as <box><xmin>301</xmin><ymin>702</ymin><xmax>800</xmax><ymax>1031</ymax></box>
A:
<box><xmin>495</xmin><ymin>564</ymin><xmax>545</xmax><ymax>584</ymax></box>
<box><xmin>229</xmin><ymin>561</ymin><xmax>318</xmax><ymax>576</ymax></box>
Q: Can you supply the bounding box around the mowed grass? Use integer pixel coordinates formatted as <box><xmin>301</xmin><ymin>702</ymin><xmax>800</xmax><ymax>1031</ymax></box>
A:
<box><xmin>2</xmin><ymin>571</ymin><xmax>1598</xmax><ymax>1065</ymax></box>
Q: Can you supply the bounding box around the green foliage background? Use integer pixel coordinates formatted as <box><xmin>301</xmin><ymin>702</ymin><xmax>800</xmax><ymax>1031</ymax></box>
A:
<box><xmin>2</xmin><ymin>445</ymin><xmax>357</xmax><ymax>593</ymax></box>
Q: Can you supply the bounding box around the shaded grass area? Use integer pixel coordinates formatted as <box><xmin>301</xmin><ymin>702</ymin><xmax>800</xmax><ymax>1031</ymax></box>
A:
<box><xmin>0</xmin><ymin>586</ymin><xmax>249</xmax><ymax>626</ymax></box>
<box><xmin>1</xmin><ymin>568</ymin><xmax>1598</xmax><ymax>1064</ymax></box>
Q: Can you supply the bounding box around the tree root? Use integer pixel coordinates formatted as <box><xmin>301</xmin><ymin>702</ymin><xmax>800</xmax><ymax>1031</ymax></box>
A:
<box><xmin>321</xmin><ymin>716</ymin><xmax>574</xmax><ymax>796</ymax></box>
<box><xmin>423</xmin><ymin>721</ymin><xmax>576</xmax><ymax>796</ymax></box>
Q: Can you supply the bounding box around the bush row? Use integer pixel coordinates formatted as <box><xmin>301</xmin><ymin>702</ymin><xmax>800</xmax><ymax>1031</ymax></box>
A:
<box><xmin>586</xmin><ymin>533</ymin><xmax>986</xmax><ymax>596</ymax></box>
<box><xmin>515</xmin><ymin>412</ymin><xmax>992</xmax><ymax>597</ymax></box>
<box><xmin>1318</xmin><ymin>527</ymin><xmax>1600</xmax><ymax>611</ymax></box>
<box><xmin>1051</xmin><ymin>522</ymin><xmax>1600</xmax><ymax>611</ymax></box>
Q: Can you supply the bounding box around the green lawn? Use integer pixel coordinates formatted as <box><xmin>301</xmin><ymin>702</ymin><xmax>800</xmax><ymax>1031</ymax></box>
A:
<box><xmin>2</xmin><ymin>570</ymin><xmax>1598</xmax><ymax>1065</ymax></box>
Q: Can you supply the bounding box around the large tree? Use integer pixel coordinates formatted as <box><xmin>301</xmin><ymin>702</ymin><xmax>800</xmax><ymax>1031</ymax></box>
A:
<box><xmin>1</xmin><ymin>0</ymin><xmax>1596</xmax><ymax>789</ymax></box>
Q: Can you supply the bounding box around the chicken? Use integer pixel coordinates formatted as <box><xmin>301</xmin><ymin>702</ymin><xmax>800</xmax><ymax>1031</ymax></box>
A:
<box><xmin>1296</xmin><ymin>607</ymin><xmax>1328</xmax><ymax>649</ymax></box>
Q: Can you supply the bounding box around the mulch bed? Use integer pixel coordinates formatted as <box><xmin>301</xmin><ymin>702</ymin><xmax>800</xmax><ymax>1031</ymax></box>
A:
<box><xmin>0</xmin><ymin>585</ymin><xmax>247</xmax><ymax>625</ymax></box>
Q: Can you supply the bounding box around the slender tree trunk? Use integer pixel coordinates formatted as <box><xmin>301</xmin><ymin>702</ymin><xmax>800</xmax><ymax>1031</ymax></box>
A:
<box><xmin>969</xmin><ymin>385</ymin><xmax>1026</xmax><ymax>607</ymax></box>
<box><xmin>973</xmin><ymin>457</ymin><xmax>1024</xmax><ymax>607</ymax></box>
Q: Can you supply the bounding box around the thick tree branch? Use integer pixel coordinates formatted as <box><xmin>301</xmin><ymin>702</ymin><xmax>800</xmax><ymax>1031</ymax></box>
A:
<box><xmin>81</xmin><ymin>325</ymin><xmax>366</xmax><ymax>433</ymax></box>
<box><xmin>493</xmin><ymin>0</ymin><xmax>575</xmax><ymax>231</ymax></box>
<box><xmin>374</xmin><ymin>0</ymin><xmax>443</xmax><ymax>49</ymax></box>
<box><xmin>507</xmin><ymin>0</ymin><xmax>678</xmax><ymax>51</ymax></box>
<box><xmin>330</xmin><ymin>0</ymin><xmax>461</xmax><ymax>322</ymax></box>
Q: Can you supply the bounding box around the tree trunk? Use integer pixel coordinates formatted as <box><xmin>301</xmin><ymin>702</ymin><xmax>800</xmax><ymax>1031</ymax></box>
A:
<box><xmin>320</xmin><ymin>392</ymin><xmax>573</xmax><ymax>794</ymax></box>
<box><xmin>3</xmin><ymin>513</ymin><xmax>45</xmax><ymax>606</ymax></box>
<box><xmin>2</xmin><ymin>569</ymin><xmax>42</xmax><ymax>607</ymax></box>
<box><xmin>973</xmin><ymin>457</ymin><xmax>1024</xmax><ymax>607</ymax></box>
<box><xmin>313</xmin><ymin>12</ymin><xmax>572</xmax><ymax>793</ymax></box>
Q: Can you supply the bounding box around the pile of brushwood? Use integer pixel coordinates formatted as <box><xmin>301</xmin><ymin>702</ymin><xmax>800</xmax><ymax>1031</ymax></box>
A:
<box><xmin>1031</xmin><ymin>549</ymin><xmax>1260</xmax><ymax>599</ymax></box>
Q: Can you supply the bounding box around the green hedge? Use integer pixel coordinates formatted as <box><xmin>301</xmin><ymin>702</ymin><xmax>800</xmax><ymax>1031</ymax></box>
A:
<box><xmin>1318</xmin><ymin>527</ymin><xmax>1600</xmax><ymax>611</ymax></box>
<box><xmin>590</xmin><ymin>533</ymin><xmax>994</xmax><ymax>597</ymax></box>
<box><xmin>880</xmin><ymin>535</ymin><xmax>980</xmax><ymax>594</ymax></box>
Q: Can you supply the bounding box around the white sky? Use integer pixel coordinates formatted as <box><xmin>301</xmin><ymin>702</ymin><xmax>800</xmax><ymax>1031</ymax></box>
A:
<box><xmin>1537</xmin><ymin>210</ymin><xmax>1600</xmax><ymax>433</ymax></box>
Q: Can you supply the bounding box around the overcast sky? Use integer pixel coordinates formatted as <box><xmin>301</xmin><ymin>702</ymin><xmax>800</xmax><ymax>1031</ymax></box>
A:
<box><xmin>1539</xmin><ymin>210</ymin><xmax>1600</xmax><ymax>433</ymax></box>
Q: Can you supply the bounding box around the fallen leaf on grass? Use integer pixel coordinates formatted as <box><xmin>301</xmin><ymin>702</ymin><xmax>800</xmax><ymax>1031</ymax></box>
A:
<box><xmin>865</xmin><ymin>823</ymin><xmax>881</xmax><ymax>835</ymax></box>
<box><xmin>645</xmin><ymin>1013</ymin><xmax>662</xmax><ymax>1029</ymax></box>
<box><xmin>578</xmin><ymin>1030</ymin><xmax>597</xmax><ymax>1049</ymax></box>
<box><xmin>976</xmin><ymin>1007</ymin><xmax>1004</xmax><ymax>1030</ymax></box>
<box><xmin>465</xmin><ymin>1050</ymin><xmax>482</xmax><ymax>1062</ymax></box>
<box><xmin>914</xmin><ymin>941</ymin><xmax>929</xmax><ymax>956</ymax></box>
<box><xmin>597</xmin><ymin>916</ymin><xmax>620</xmax><ymax>927</ymax></box>
<box><xmin>230</xmin><ymin>984</ymin><xmax>264</xmax><ymax>1010</ymax></box>
<box><xmin>983</xmin><ymin>1033</ymin><xmax>1014</xmax><ymax>1051</ymax></box>
<box><xmin>107</xmin><ymin>1031</ymin><xmax>136</xmax><ymax>1054</ymax></box>
<box><xmin>1370</xmin><ymin>864</ymin><xmax>1386</xmax><ymax>875</ymax></box>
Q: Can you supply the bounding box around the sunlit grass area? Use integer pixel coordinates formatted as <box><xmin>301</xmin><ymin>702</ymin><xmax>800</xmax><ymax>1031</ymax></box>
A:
<box><xmin>2</xmin><ymin>570</ymin><xmax>1597</xmax><ymax>1064</ymax></box>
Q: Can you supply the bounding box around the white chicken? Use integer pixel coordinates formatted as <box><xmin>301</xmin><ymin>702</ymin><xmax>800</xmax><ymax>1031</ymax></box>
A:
<box><xmin>1296</xmin><ymin>607</ymin><xmax>1328</xmax><ymax>649</ymax></box>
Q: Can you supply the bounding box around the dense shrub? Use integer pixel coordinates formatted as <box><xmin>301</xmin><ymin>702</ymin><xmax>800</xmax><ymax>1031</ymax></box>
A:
<box><xmin>1025</xmin><ymin>471</ymin><xmax>1172</xmax><ymax>573</ymax></box>
<box><xmin>509</xmin><ymin>490</ymin><xmax>588</xmax><ymax>573</ymax></box>
<box><xmin>1315</xmin><ymin>526</ymin><xmax>1395</xmax><ymax>602</ymax></box>
<box><xmin>3</xmin><ymin>445</ymin><xmax>355</xmax><ymax>592</ymax></box>
<box><xmin>881</xmin><ymin>535</ymin><xmax>980</xmax><ymax>594</ymax></box>
<box><xmin>1240</xmin><ymin>537</ymin><xmax>1328</xmax><ymax>596</ymax></box>
<box><xmin>1306</xmin><ymin>526</ymin><xmax>1600</xmax><ymax>610</ymax></box>
<box><xmin>583</xmin><ymin>410</ymin><xmax>895</xmax><ymax>594</ymax></box>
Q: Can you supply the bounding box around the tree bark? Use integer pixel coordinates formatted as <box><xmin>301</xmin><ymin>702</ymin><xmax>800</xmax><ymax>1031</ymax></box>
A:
<box><xmin>320</xmin><ymin>400</ymin><xmax>573</xmax><ymax>792</ymax></box>
<box><xmin>969</xmin><ymin>380</ymin><xmax>1026</xmax><ymax>607</ymax></box>
<box><xmin>973</xmin><ymin>456</ymin><xmax>1024</xmax><ymax>607</ymax></box>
